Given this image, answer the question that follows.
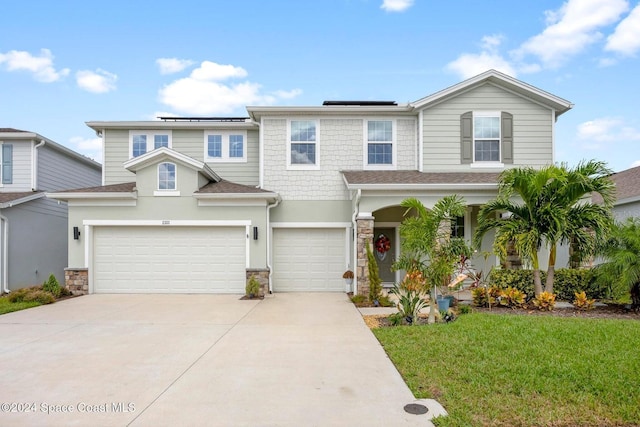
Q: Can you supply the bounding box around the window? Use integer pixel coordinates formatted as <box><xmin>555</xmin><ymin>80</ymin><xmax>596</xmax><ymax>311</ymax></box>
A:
<box><xmin>460</xmin><ymin>112</ymin><xmax>513</xmax><ymax>165</ymax></box>
<box><xmin>474</xmin><ymin>113</ymin><xmax>500</xmax><ymax>162</ymax></box>
<box><xmin>158</xmin><ymin>162</ymin><xmax>176</xmax><ymax>190</ymax></box>
<box><xmin>1</xmin><ymin>144</ymin><xmax>13</xmax><ymax>185</ymax></box>
<box><xmin>365</xmin><ymin>120</ymin><xmax>395</xmax><ymax>169</ymax></box>
<box><xmin>451</xmin><ymin>215</ymin><xmax>465</xmax><ymax>238</ymax></box>
<box><xmin>204</xmin><ymin>131</ymin><xmax>247</xmax><ymax>162</ymax></box>
<box><xmin>289</xmin><ymin>120</ymin><xmax>317</xmax><ymax>167</ymax></box>
<box><xmin>129</xmin><ymin>131</ymin><xmax>172</xmax><ymax>158</ymax></box>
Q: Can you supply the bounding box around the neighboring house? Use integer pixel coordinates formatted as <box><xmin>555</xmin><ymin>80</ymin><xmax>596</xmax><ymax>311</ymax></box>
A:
<box><xmin>0</xmin><ymin>128</ymin><xmax>101</xmax><ymax>293</ymax></box>
<box><xmin>49</xmin><ymin>70</ymin><xmax>573</xmax><ymax>296</ymax></box>
<box><xmin>597</xmin><ymin>165</ymin><xmax>640</xmax><ymax>221</ymax></box>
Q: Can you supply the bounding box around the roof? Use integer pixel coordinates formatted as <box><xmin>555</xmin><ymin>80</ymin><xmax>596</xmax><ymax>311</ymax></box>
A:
<box><xmin>0</xmin><ymin>128</ymin><xmax>101</xmax><ymax>170</ymax></box>
<box><xmin>123</xmin><ymin>147</ymin><xmax>219</xmax><ymax>182</ymax></box>
<box><xmin>0</xmin><ymin>191</ymin><xmax>45</xmax><ymax>208</ymax></box>
<box><xmin>595</xmin><ymin>165</ymin><xmax>640</xmax><ymax>206</ymax></box>
<box><xmin>86</xmin><ymin>120</ymin><xmax>259</xmax><ymax>132</ymax></box>
<box><xmin>342</xmin><ymin>170</ymin><xmax>500</xmax><ymax>189</ymax></box>
<box><xmin>411</xmin><ymin>69</ymin><xmax>573</xmax><ymax>117</ymax></box>
<box><xmin>53</xmin><ymin>182</ymin><xmax>136</xmax><ymax>193</ymax></box>
<box><xmin>196</xmin><ymin>180</ymin><xmax>275</xmax><ymax>195</ymax></box>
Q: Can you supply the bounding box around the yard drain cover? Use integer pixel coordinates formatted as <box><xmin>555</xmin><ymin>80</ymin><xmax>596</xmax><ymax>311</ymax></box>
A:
<box><xmin>404</xmin><ymin>403</ymin><xmax>428</xmax><ymax>415</ymax></box>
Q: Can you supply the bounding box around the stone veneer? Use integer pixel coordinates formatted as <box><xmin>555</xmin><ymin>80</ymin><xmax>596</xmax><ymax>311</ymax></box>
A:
<box><xmin>356</xmin><ymin>215</ymin><xmax>375</xmax><ymax>296</ymax></box>
<box><xmin>246</xmin><ymin>268</ymin><xmax>270</xmax><ymax>297</ymax></box>
<box><xmin>65</xmin><ymin>268</ymin><xmax>88</xmax><ymax>295</ymax></box>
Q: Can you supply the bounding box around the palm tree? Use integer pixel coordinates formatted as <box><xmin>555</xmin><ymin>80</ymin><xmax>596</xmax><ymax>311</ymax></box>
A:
<box><xmin>474</xmin><ymin>160</ymin><xmax>614</xmax><ymax>296</ymax></box>
<box><xmin>595</xmin><ymin>218</ymin><xmax>640</xmax><ymax>310</ymax></box>
<box><xmin>395</xmin><ymin>195</ymin><xmax>471</xmax><ymax>323</ymax></box>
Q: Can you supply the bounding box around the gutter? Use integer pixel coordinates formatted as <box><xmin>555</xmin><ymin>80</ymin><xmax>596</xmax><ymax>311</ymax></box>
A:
<box><xmin>1</xmin><ymin>214</ymin><xmax>9</xmax><ymax>293</ymax></box>
<box><xmin>32</xmin><ymin>139</ymin><xmax>46</xmax><ymax>190</ymax></box>
<box><xmin>266</xmin><ymin>195</ymin><xmax>282</xmax><ymax>293</ymax></box>
<box><xmin>351</xmin><ymin>189</ymin><xmax>362</xmax><ymax>295</ymax></box>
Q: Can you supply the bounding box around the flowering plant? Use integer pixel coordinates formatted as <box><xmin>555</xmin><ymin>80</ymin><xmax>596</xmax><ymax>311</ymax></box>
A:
<box><xmin>374</xmin><ymin>234</ymin><xmax>391</xmax><ymax>254</ymax></box>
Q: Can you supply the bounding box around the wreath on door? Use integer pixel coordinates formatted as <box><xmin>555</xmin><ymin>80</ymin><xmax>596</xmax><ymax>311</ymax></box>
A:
<box><xmin>374</xmin><ymin>234</ymin><xmax>391</xmax><ymax>261</ymax></box>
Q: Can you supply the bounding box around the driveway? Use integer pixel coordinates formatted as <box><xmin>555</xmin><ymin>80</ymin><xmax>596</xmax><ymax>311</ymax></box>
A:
<box><xmin>0</xmin><ymin>293</ymin><xmax>437</xmax><ymax>426</ymax></box>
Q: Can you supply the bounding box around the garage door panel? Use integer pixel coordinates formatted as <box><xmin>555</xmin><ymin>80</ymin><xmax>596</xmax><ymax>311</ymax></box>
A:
<box><xmin>93</xmin><ymin>226</ymin><xmax>246</xmax><ymax>294</ymax></box>
<box><xmin>273</xmin><ymin>228</ymin><xmax>346</xmax><ymax>292</ymax></box>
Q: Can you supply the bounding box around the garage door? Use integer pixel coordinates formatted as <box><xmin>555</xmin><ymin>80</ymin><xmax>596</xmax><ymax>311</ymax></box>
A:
<box><xmin>93</xmin><ymin>226</ymin><xmax>246</xmax><ymax>293</ymax></box>
<box><xmin>272</xmin><ymin>228</ymin><xmax>346</xmax><ymax>292</ymax></box>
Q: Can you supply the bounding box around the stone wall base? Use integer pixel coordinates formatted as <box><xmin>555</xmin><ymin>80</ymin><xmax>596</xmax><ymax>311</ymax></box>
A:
<box><xmin>65</xmin><ymin>268</ymin><xmax>88</xmax><ymax>295</ymax></box>
<box><xmin>246</xmin><ymin>268</ymin><xmax>270</xmax><ymax>297</ymax></box>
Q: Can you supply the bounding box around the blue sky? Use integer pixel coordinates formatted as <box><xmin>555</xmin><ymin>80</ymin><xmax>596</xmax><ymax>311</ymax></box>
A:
<box><xmin>1</xmin><ymin>0</ymin><xmax>639</xmax><ymax>172</ymax></box>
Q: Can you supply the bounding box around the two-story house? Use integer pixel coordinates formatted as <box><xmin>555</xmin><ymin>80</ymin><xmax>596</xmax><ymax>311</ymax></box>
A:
<box><xmin>49</xmin><ymin>70</ymin><xmax>573</xmax><ymax>296</ymax></box>
<box><xmin>0</xmin><ymin>128</ymin><xmax>101</xmax><ymax>292</ymax></box>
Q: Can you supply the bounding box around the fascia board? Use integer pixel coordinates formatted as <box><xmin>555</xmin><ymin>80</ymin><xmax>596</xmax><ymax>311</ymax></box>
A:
<box><xmin>0</xmin><ymin>192</ymin><xmax>45</xmax><ymax>208</ymax></box>
<box><xmin>46</xmin><ymin>192</ymin><xmax>137</xmax><ymax>200</ymax></box>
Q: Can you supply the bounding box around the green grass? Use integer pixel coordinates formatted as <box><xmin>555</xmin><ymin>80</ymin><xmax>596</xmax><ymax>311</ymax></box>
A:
<box><xmin>0</xmin><ymin>296</ymin><xmax>41</xmax><ymax>315</ymax></box>
<box><xmin>374</xmin><ymin>313</ymin><xmax>640</xmax><ymax>427</ymax></box>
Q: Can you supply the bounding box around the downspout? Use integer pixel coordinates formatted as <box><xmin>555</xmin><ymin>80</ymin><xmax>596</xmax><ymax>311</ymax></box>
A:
<box><xmin>266</xmin><ymin>195</ymin><xmax>282</xmax><ymax>293</ymax></box>
<box><xmin>1</xmin><ymin>214</ymin><xmax>9</xmax><ymax>293</ymax></box>
<box><xmin>32</xmin><ymin>140</ymin><xmax>46</xmax><ymax>191</ymax></box>
<box><xmin>351</xmin><ymin>189</ymin><xmax>362</xmax><ymax>295</ymax></box>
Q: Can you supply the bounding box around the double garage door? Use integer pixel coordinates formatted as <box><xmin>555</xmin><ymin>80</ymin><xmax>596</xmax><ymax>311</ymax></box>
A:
<box><xmin>93</xmin><ymin>226</ymin><xmax>246</xmax><ymax>293</ymax></box>
<box><xmin>272</xmin><ymin>228</ymin><xmax>347</xmax><ymax>292</ymax></box>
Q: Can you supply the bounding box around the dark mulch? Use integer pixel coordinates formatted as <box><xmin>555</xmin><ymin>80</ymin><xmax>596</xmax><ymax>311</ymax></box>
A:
<box><xmin>239</xmin><ymin>295</ymin><xmax>264</xmax><ymax>300</ymax></box>
<box><xmin>470</xmin><ymin>303</ymin><xmax>640</xmax><ymax>320</ymax></box>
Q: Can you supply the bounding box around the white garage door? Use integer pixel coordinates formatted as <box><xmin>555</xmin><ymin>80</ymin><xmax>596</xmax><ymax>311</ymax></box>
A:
<box><xmin>272</xmin><ymin>228</ymin><xmax>346</xmax><ymax>292</ymax></box>
<box><xmin>93</xmin><ymin>226</ymin><xmax>246</xmax><ymax>293</ymax></box>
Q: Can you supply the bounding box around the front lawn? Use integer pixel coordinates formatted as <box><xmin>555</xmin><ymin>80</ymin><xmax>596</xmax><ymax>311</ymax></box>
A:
<box><xmin>374</xmin><ymin>313</ymin><xmax>640</xmax><ymax>426</ymax></box>
<box><xmin>0</xmin><ymin>297</ymin><xmax>41</xmax><ymax>315</ymax></box>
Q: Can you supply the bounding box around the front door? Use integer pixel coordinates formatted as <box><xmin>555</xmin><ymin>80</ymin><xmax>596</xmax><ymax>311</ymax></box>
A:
<box><xmin>373</xmin><ymin>228</ymin><xmax>395</xmax><ymax>284</ymax></box>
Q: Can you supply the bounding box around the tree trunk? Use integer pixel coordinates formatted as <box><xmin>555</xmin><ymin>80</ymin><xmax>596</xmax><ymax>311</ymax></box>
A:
<box><xmin>631</xmin><ymin>282</ymin><xmax>640</xmax><ymax>312</ymax></box>
<box><xmin>544</xmin><ymin>245</ymin><xmax>557</xmax><ymax>294</ymax></box>
<box><xmin>533</xmin><ymin>269</ymin><xmax>543</xmax><ymax>297</ymax></box>
<box><xmin>428</xmin><ymin>286</ymin><xmax>436</xmax><ymax>324</ymax></box>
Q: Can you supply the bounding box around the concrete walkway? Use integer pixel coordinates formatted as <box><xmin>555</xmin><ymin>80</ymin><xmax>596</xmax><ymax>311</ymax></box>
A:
<box><xmin>0</xmin><ymin>293</ymin><xmax>441</xmax><ymax>426</ymax></box>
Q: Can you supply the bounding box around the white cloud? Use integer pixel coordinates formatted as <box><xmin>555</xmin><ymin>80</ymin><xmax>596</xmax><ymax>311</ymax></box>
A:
<box><xmin>156</xmin><ymin>58</ymin><xmax>195</xmax><ymax>74</ymax></box>
<box><xmin>515</xmin><ymin>0</ymin><xmax>629</xmax><ymax>68</ymax></box>
<box><xmin>76</xmin><ymin>69</ymin><xmax>117</xmax><ymax>93</ymax></box>
<box><xmin>158</xmin><ymin>61</ymin><xmax>301</xmax><ymax>115</ymax></box>
<box><xmin>605</xmin><ymin>3</ymin><xmax>640</xmax><ymax>56</ymax></box>
<box><xmin>381</xmin><ymin>0</ymin><xmax>414</xmax><ymax>12</ymax></box>
<box><xmin>0</xmin><ymin>48</ymin><xmax>69</xmax><ymax>82</ymax></box>
<box><xmin>576</xmin><ymin>117</ymin><xmax>640</xmax><ymax>151</ymax></box>
<box><xmin>69</xmin><ymin>136</ymin><xmax>102</xmax><ymax>163</ymax></box>
<box><xmin>446</xmin><ymin>35</ymin><xmax>518</xmax><ymax>79</ymax></box>
<box><xmin>631</xmin><ymin>160</ymin><xmax>640</xmax><ymax>168</ymax></box>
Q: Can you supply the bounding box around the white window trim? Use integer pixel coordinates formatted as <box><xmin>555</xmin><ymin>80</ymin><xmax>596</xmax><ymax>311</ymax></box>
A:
<box><xmin>472</xmin><ymin>111</ymin><xmax>503</xmax><ymax>166</ymax></box>
<box><xmin>204</xmin><ymin>130</ymin><xmax>247</xmax><ymax>163</ymax></box>
<box><xmin>154</xmin><ymin>162</ymin><xmax>180</xmax><ymax>196</ymax></box>
<box><xmin>286</xmin><ymin>119</ymin><xmax>320</xmax><ymax>171</ymax></box>
<box><xmin>363</xmin><ymin>119</ymin><xmax>397</xmax><ymax>170</ymax></box>
<box><xmin>129</xmin><ymin>130</ymin><xmax>173</xmax><ymax>159</ymax></box>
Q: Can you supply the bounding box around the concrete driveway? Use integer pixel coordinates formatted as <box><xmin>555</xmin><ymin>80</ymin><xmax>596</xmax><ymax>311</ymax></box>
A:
<box><xmin>0</xmin><ymin>293</ymin><xmax>439</xmax><ymax>426</ymax></box>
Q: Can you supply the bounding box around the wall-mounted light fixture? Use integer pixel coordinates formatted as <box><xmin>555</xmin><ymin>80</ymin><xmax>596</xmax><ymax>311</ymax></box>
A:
<box><xmin>73</xmin><ymin>226</ymin><xmax>81</xmax><ymax>240</ymax></box>
<box><xmin>253</xmin><ymin>226</ymin><xmax>258</xmax><ymax>241</ymax></box>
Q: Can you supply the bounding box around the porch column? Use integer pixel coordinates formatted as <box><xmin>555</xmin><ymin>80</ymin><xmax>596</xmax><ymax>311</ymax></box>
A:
<box><xmin>356</xmin><ymin>213</ymin><xmax>375</xmax><ymax>296</ymax></box>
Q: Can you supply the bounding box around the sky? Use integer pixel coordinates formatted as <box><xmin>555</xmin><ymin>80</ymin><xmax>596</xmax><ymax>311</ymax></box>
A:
<box><xmin>1</xmin><ymin>0</ymin><xmax>639</xmax><ymax>172</ymax></box>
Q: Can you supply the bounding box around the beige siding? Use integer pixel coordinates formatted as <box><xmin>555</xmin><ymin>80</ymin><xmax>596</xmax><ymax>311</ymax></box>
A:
<box><xmin>421</xmin><ymin>83</ymin><xmax>554</xmax><ymax>171</ymax></box>
<box><xmin>2</xmin><ymin>141</ymin><xmax>32</xmax><ymax>191</ymax></box>
<box><xmin>104</xmin><ymin>128</ymin><xmax>259</xmax><ymax>186</ymax></box>
<box><xmin>262</xmin><ymin>117</ymin><xmax>416</xmax><ymax>200</ymax></box>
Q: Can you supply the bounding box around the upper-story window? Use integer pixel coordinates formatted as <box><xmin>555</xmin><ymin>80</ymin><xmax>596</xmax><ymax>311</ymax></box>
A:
<box><xmin>129</xmin><ymin>131</ymin><xmax>172</xmax><ymax>158</ymax></box>
<box><xmin>461</xmin><ymin>111</ymin><xmax>513</xmax><ymax>166</ymax></box>
<box><xmin>1</xmin><ymin>143</ymin><xmax>13</xmax><ymax>185</ymax></box>
<box><xmin>204</xmin><ymin>131</ymin><xmax>246</xmax><ymax>162</ymax></box>
<box><xmin>365</xmin><ymin>120</ymin><xmax>396</xmax><ymax>169</ymax></box>
<box><xmin>157</xmin><ymin>162</ymin><xmax>177</xmax><ymax>192</ymax></box>
<box><xmin>288</xmin><ymin>120</ymin><xmax>319</xmax><ymax>169</ymax></box>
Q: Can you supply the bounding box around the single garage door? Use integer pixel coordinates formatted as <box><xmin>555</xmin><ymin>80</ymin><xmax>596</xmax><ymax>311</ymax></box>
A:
<box><xmin>272</xmin><ymin>228</ymin><xmax>346</xmax><ymax>292</ymax></box>
<box><xmin>93</xmin><ymin>226</ymin><xmax>246</xmax><ymax>293</ymax></box>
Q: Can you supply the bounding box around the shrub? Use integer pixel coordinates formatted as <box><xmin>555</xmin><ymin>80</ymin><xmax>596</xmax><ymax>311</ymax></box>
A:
<box><xmin>499</xmin><ymin>287</ymin><xmax>527</xmax><ymax>309</ymax></box>
<box><xmin>390</xmin><ymin>284</ymin><xmax>428</xmax><ymax>325</ymax></box>
<box><xmin>7</xmin><ymin>288</ymin><xmax>32</xmax><ymax>303</ymax></box>
<box><xmin>245</xmin><ymin>275</ymin><xmax>260</xmax><ymax>297</ymax></box>
<box><xmin>457</xmin><ymin>304</ymin><xmax>473</xmax><ymax>315</ymax></box>
<box><xmin>573</xmin><ymin>291</ymin><xmax>595</xmax><ymax>311</ymax></box>
<box><xmin>400</xmin><ymin>269</ymin><xmax>426</xmax><ymax>292</ymax></box>
<box><xmin>533</xmin><ymin>292</ymin><xmax>556</xmax><ymax>311</ymax></box>
<box><xmin>471</xmin><ymin>286</ymin><xmax>502</xmax><ymax>307</ymax></box>
<box><xmin>42</xmin><ymin>274</ymin><xmax>62</xmax><ymax>298</ymax></box>
<box><xmin>388</xmin><ymin>312</ymin><xmax>405</xmax><ymax>326</ymax></box>
<box><xmin>377</xmin><ymin>294</ymin><xmax>395</xmax><ymax>307</ymax></box>
<box><xmin>490</xmin><ymin>269</ymin><xmax>535</xmax><ymax>297</ymax></box>
<box><xmin>350</xmin><ymin>294</ymin><xmax>367</xmax><ymax>305</ymax></box>
<box><xmin>23</xmin><ymin>290</ymin><xmax>55</xmax><ymax>304</ymax></box>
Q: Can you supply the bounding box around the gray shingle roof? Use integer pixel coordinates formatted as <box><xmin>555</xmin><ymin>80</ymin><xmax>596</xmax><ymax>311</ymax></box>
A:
<box><xmin>56</xmin><ymin>182</ymin><xmax>137</xmax><ymax>193</ymax></box>
<box><xmin>0</xmin><ymin>191</ymin><xmax>42</xmax><ymax>204</ymax></box>
<box><xmin>0</xmin><ymin>128</ymin><xmax>28</xmax><ymax>133</ymax></box>
<box><xmin>595</xmin><ymin>166</ymin><xmax>640</xmax><ymax>204</ymax></box>
<box><xmin>342</xmin><ymin>170</ymin><xmax>501</xmax><ymax>185</ymax></box>
<box><xmin>196</xmin><ymin>180</ymin><xmax>274</xmax><ymax>194</ymax></box>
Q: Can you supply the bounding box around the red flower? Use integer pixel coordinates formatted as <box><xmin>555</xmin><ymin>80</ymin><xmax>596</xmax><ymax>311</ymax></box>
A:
<box><xmin>374</xmin><ymin>234</ymin><xmax>391</xmax><ymax>254</ymax></box>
